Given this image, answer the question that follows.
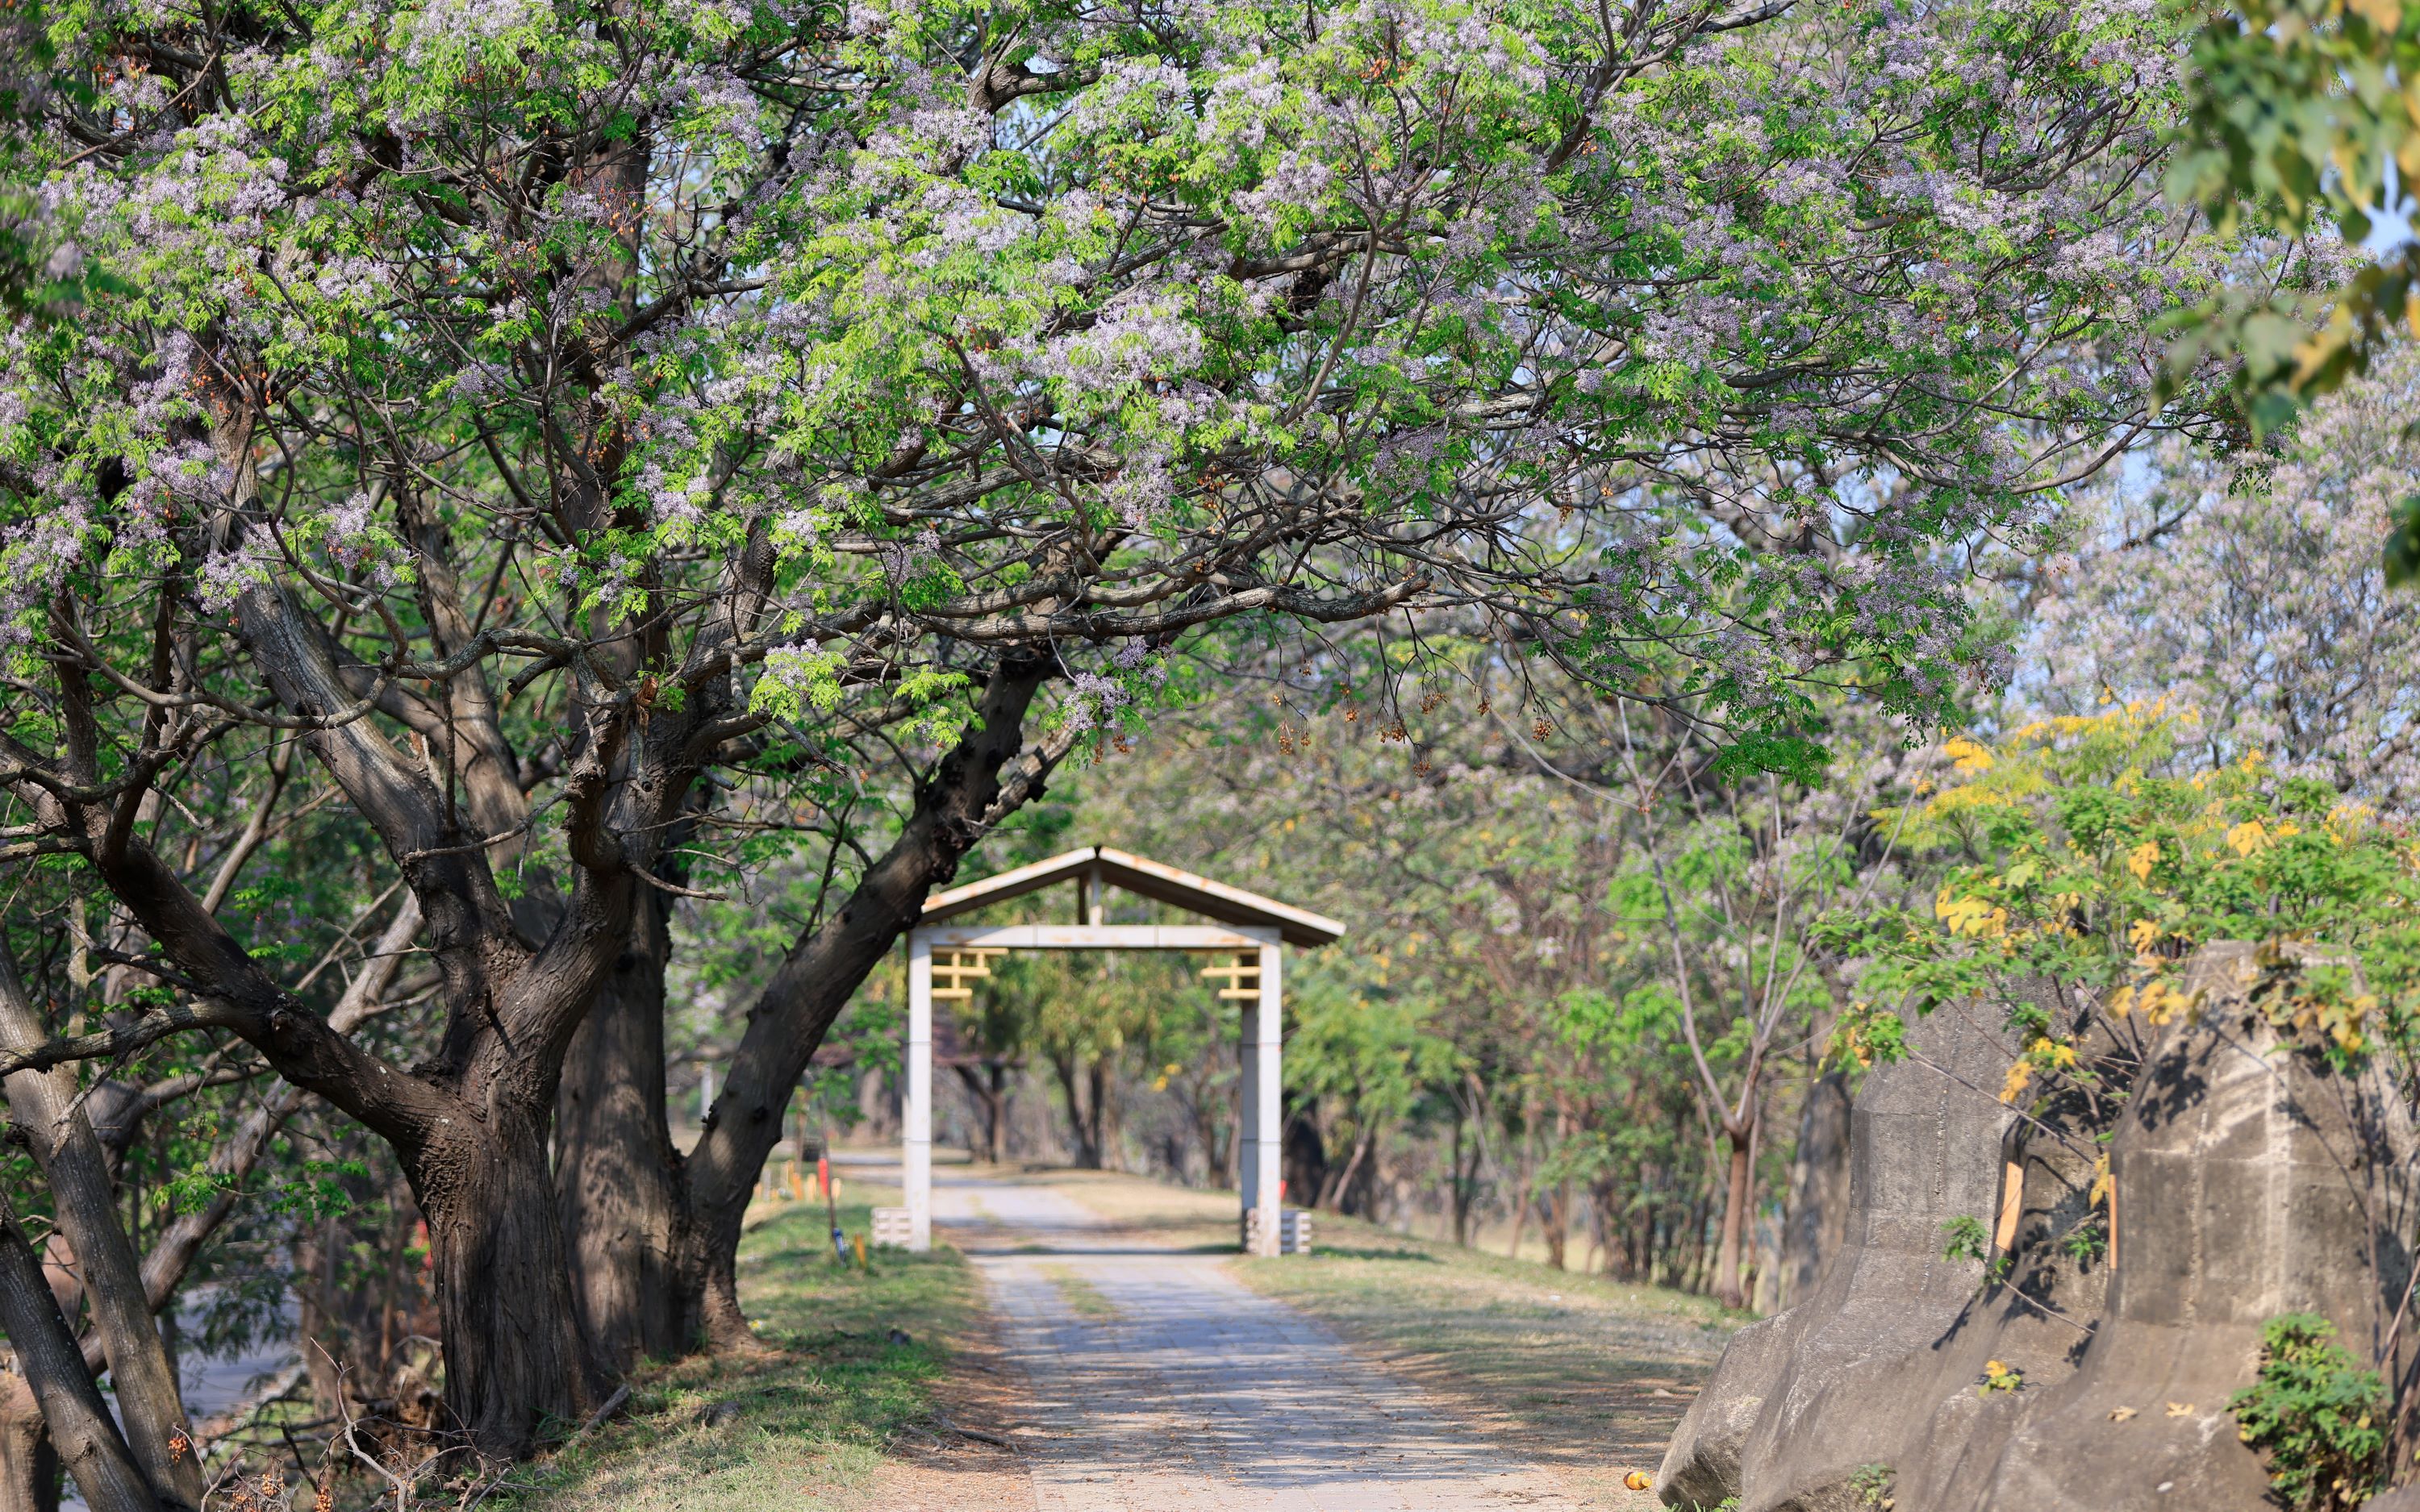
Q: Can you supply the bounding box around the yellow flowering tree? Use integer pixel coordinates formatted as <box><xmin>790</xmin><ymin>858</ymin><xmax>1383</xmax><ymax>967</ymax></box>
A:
<box><xmin>1818</xmin><ymin>704</ymin><xmax>2420</xmax><ymax>1098</ymax></box>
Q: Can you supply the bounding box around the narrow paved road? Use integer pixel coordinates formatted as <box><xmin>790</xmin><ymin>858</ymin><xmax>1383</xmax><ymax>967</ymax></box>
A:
<box><xmin>932</xmin><ymin>1169</ymin><xmax>1583</xmax><ymax>1512</ymax></box>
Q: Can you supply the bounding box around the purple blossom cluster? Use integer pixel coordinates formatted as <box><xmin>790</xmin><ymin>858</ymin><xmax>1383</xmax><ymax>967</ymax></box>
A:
<box><xmin>2015</xmin><ymin>346</ymin><xmax>2420</xmax><ymax>810</ymax></box>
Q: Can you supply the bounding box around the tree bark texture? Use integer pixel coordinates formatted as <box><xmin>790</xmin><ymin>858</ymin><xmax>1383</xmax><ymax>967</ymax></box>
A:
<box><xmin>0</xmin><ymin>1207</ymin><xmax>157</xmax><ymax>1512</ymax></box>
<box><xmin>679</xmin><ymin>652</ymin><xmax>1060</xmax><ymax>1351</ymax></box>
<box><xmin>0</xmin><ymin>1375</ymin><xmax>59</xmax><ymax>1512</ymax></box>
<box><xmin>556</xmin><ymin>884</ymin><xmax>690</xmax><ymax>1370</ymax></box>
<box><xmin>0</xmin><ymin>950</ymin><xmax>198</xmax><ymax>1509</ymax></box>
<box><xmin>411</xmin><ymin>1106</ymin><xmax>603</xmax><ymax>1452</ymax></box>
<box><xmin>1713</xmin><ymin>1126</ymin><xmax>1754</xmax><ymax>1310</ymax></box>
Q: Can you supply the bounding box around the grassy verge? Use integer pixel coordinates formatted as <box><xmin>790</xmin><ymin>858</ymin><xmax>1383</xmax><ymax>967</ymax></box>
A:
<box><xmin>492</xmin><ymin>1193</ymin><xmax>983</xmax><ymax>1512</ymax></box>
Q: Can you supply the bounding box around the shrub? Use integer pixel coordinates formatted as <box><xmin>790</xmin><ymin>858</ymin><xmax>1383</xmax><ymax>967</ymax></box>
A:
<box><xmin>2229</xmin><ymin>1314</ymin><xmax>2388</xmax><ymax>1512</ymax></box>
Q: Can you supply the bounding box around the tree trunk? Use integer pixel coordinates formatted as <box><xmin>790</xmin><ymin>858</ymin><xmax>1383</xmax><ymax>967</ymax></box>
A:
<box><xmin>0</xmin><ymin>1376</ymin><xmax>59</xmax><ymax>1512</ymax></box>
<box><xmin>1086</xmin><ymin>1060</ymin><xmax>1111</xmax><ymax>1171</ymax></box>
<box><xmin>295</xmin><ymin>1219</ymin><xmax>344</xmax><ymax>1418</ymax></box>
<box><xmin>1194</xmin><ymin>1075</ymin><xmax>1230</xmax><ymax>1189</ymax></box>
<box><xmin>1546</xmin><ymin>1099</ymin><xmax>1576</xmax><ymax>1269</ymax></box>
<box><xmin>0</xmin><ymin>952</ymin><xmax>198</xmax><ymax>1509</ymax></box>
<box><xmin>952</xmin><ymin>1064</ymin><xmax>1003</xmax><ymax>1164</ymax></box>
<box><xmin>1321</xmin><ymin>1123</ymin><xmax>1377</xmax><ymax>1215</ymax></box>
<box><xmin>1713</xmin><ymin>1124</ymin><xmax>1754</xmax><ymax>1310</ymax></box>
<box><xmin>412</xmin><ymin>1112</ymin><xmax>599</xmax><ymax>1458</ymax></box>
<box><xmin>1690</xmin><ymin>1192</ymin><xmax>1713</xmax><ymax>1293</ymax></box>
<box><xmin>1051</xmin><ymin>1053</ymin><xmax>1100</xmax><ymax>1168</ymax></box>
<box><xmin>1450</xmin><ymin>1103</ymin><xmax>1469</xmax><ymax>1247</ymax></box>
<box><xmin>1505</xmin><ymin>1137</ymin><xmax>1536</xmax><ymax>1260</ymax></box>
<box><xmin>1780</xmin><ymin>1067</ymin><xmax>1853</xmax><ymax>1310</ymax></box>
<box><xmin>677</xmin><ymin>652</ymin><xmax>1060</xmax><ymax>1352</ymax></box>
<box><xmin>988</xmin><ymin>1063</ymin><xmax>1008</xmax><ymax>1163</ymax></box>
<box><xmin>0</xmin><ymin>1206</ymin><xmax>157</xmax><ymax>1512</ymax></box>
<box><xmin>557</xmin><ymin>886</ymin><xmax>690</xmax><ymax>1372</ymax></box>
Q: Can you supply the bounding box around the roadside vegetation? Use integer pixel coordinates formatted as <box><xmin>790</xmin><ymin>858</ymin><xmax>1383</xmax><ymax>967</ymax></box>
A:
<box><xmin>495</xmin><ymin>1198</ymin><xmax>981</xmax><ymax>1512</ymax></box>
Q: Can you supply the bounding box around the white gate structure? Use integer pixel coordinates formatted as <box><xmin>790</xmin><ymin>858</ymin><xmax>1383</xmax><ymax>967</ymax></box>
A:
<box><xmin>900</xmin><ymin>845</ymin><xmax>1345</xmax><ymax>1256</ymax></box>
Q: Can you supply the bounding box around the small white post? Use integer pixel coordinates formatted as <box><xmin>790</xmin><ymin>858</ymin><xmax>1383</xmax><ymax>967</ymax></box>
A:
<box><xmin>1254</xmin><ymin>940</ymin><xmax>1283</xmax><ymax>1256</ymax></box>
<box><xmin>906</xmin><ymin>933</ymin><xmax>933</xmax><ymax>1252</ymax></box>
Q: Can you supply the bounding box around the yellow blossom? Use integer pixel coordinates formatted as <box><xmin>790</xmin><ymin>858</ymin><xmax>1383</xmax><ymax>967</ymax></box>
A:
<box><xmin>2127</xmin><ymin>918</ymin><xmax>2159</xmax><ymax>952</ymax></box>
<box><xmin>1945</xmin><ymin>737</ymin><xmax>1994</xmax><ymax>773</ymax></box>
<box><xmin>2226</xmin><ymin>819</ymin><xmax>2269</xmax><ymax>856</ymax></box>
<box><xmin>2127</xmin><ymin>841</ymin><xmax>2159</xmax><ymax>881</ymax></box>
<box><xmin>2324</xmin><ymin>802</ymin><xmax>2372</xmax><ymax>844</ymax></box>
<box><xmin>2000</xmin><ymin>1060</ymin><xmax>2034</xmax><ymax>1103</ymax></box>
<box><xmin>2143</xmin><ymin>984</ymin><xmax>2195</xmax><ymax>1026</ymax></box>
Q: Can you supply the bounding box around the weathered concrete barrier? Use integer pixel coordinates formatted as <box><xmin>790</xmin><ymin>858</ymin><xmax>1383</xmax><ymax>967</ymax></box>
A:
<box><xmin>1658</xmin><ymin>943</ymin><xmax>2417</xmax><ymax>1512</ymax></box>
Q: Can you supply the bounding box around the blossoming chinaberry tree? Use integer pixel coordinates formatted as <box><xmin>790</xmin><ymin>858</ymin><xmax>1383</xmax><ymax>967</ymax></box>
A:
<box><xmin>0</xmin><ymin>0</ymin><xmax>2216</xmax><ymax>1473</ymax></box>
<box><xmin>2022</xmin><ymin>345</ymin><xmax>2420</xmax><ymax>809</ymax></box>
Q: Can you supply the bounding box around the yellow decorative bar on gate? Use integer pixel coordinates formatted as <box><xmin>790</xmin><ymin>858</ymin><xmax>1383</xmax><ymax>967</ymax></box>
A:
<box><xmin>1198</xmin><ymin>951</ymin><xmax>1262</xmax><ymax>1001</ymax></box>
<box><xmin>928</xmin><ymin>947</ymin><xmax>1007</xmax><ymax>1002</ymax></box>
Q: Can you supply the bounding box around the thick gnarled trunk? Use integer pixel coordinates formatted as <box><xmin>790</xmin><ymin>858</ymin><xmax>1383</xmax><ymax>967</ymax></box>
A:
<box><xmin>412</xmin><ymin>1111</ymin><xmax>600</xmax><ymax>1459</ymax></box>
<box><xmin>557</xmin><ymin>889</ymin><xmax>691</xmax><ymax>1370</ymax></box>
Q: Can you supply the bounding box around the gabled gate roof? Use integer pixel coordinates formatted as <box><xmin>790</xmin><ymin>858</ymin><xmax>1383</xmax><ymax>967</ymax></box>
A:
<box><xmin>919</xmin><ymin>844</ymin><xmax>1345</xmax><ymax>948</ymax></box>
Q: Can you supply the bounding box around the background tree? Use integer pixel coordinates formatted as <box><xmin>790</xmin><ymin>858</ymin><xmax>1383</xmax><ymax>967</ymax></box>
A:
<box><xmin>2025</xmin><ymin>345</ymin><xmax>2420</xmax><ymax>804</ymax></box>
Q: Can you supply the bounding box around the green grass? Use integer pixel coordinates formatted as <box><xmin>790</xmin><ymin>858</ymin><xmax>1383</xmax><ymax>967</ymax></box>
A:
<box><xmin>491</xmin><ymin>1195</ymin><xmax>982</xmax><ymax>1512</ymax></box>
<box><xmin>1038</xmin><ymin>1264</ymin><xmax>1117</xmax><ymax>1319</ymax></box>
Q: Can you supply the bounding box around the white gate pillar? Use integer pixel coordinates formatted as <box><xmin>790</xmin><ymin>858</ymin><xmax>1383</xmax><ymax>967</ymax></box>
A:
<box><xmin>905</xmin><ymin>933</ymin><xmax>933</xmax><ymax>1252</ymax></box>
<box><xmin>1246</xmin><ymin>941</ymin><xmax>1283</xmax><ymax>1256</ymax></box>
<box><xmin>1238</xmin><ymin>994</ymin><xmax>1261</xmax><ymax>1232</ymax></box>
